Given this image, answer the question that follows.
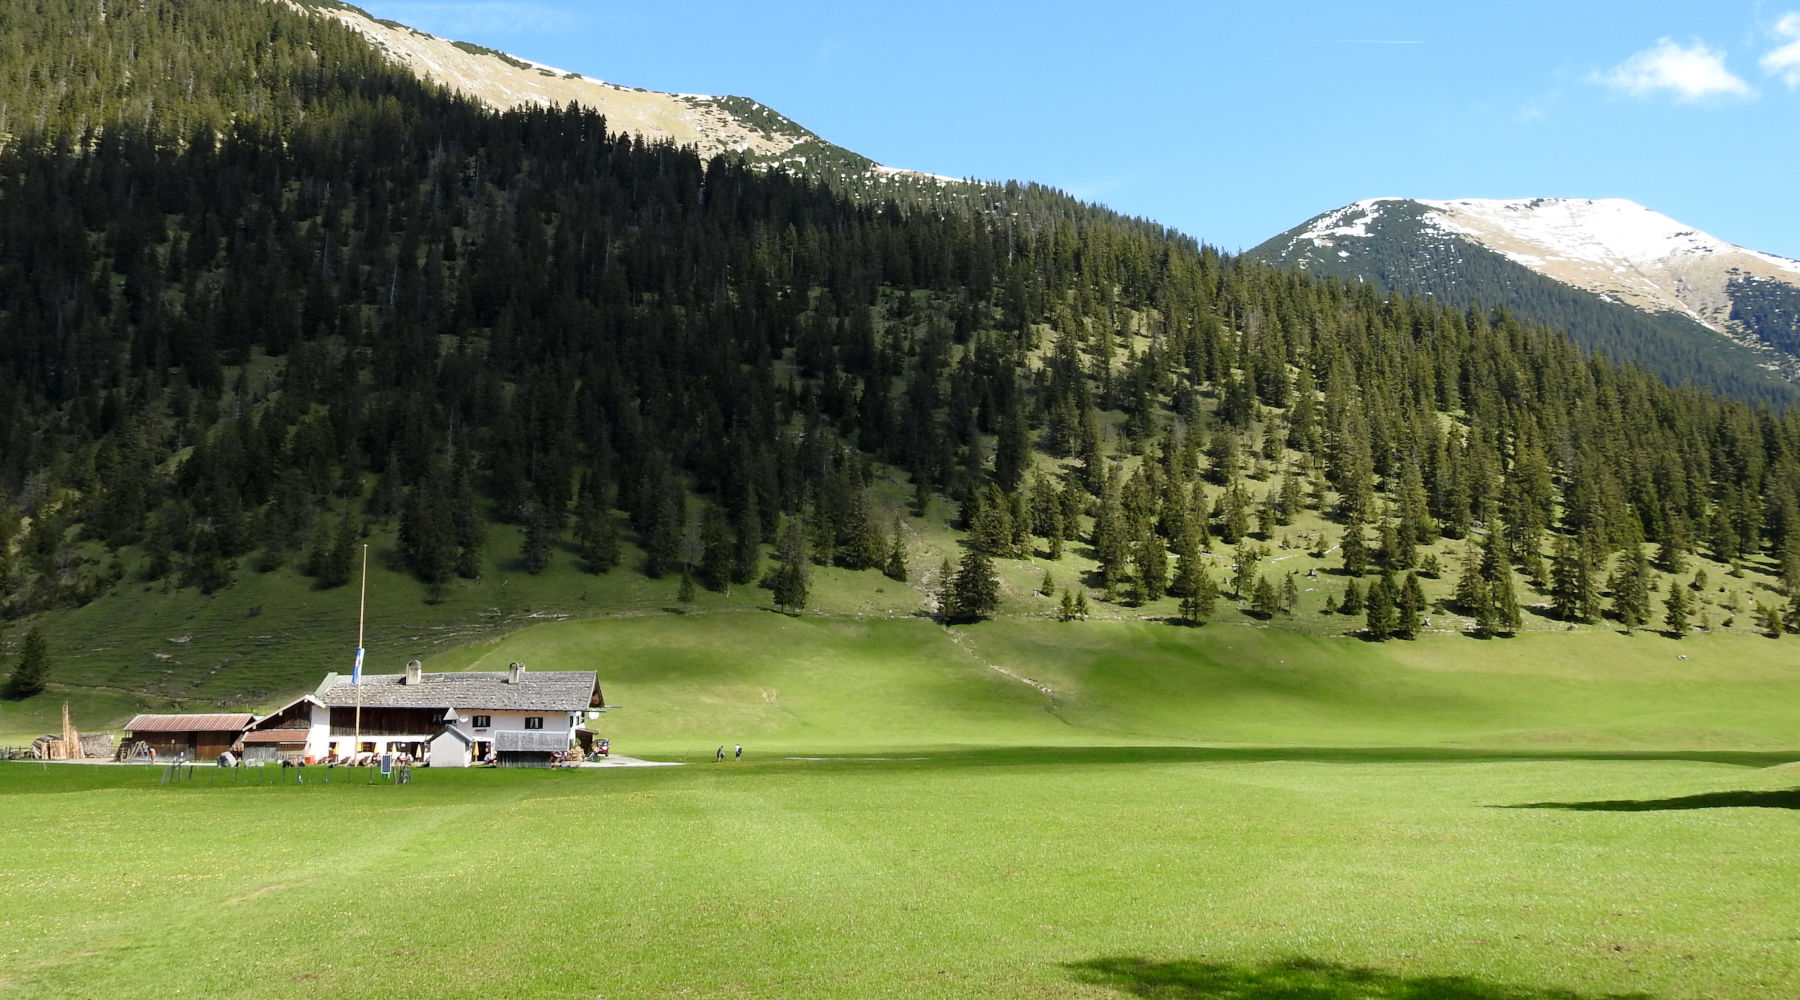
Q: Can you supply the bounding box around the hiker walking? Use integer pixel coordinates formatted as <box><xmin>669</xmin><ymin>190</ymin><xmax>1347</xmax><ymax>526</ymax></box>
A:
<box><xmin>715</xmin><ymin>745</ymin><xmax>725</xmax><ymax>762</ymax></box>
<box><xmin>734</xmin><ymin>744</ymin><xmax>742</xmax><ymax>760</ymax></box>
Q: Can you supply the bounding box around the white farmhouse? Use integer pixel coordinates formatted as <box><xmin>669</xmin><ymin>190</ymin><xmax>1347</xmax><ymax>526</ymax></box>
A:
<box><xmin>241</xmin><ymin>660</ymin><xmax>604</xmax><ymax>766</ymax></box>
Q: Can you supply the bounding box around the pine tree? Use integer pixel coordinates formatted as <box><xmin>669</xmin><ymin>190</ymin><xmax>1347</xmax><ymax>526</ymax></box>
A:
<box><xmin>1755</xmin><ymin>601</ymin><xmax>1784</xmax><ymax>637</ymax></box>
<box><xmin>769</xmin><ymin>520</ymin><xmax>810</xmax><ymax>615</ymax></box>
<box><xmin>1250</xmin><ymin>574</ymin><xmax>1279</xmax><ymax>618</ymax></box>
<box><xmin>1059</xmin><ymin>589</ymin><xmax>1078</xmax><ymax>622</ymax></box>
<box><xmin>1364</xmin><ymin>574</ymin><xmax>1396</xmax><ymax>640</ymax></box>
<box><xmin>1452</xmin><ymin>542</ymin><xmax>1490</xmax><ymax>625</ymax></box>
<box><xmin>883</xmin><ymin>517</ymin><xmax>909</xmax><ymax>583</ymax></box>
<box><xmin>1609</xmin><ymin>545</ymin><xmax>1651</xmax><ymax>630</ymax></box>
<box><xmin>1664</xmin><ymin>579</ymin><xmax>1689</xmax><ymax>637</ymax></box>
<box><xmin>519</xmin><ymin>501</ymin><xmax>553</xmax><ymax>574</ymax></box>
<box><xmin>731</xmin><ymin>497</ymin><xmax>762</xmax><ymax>585</ymax></box>
<box><xmin>5</xmin><ymin>625</ymin><xmax>49</xmax><ymax>699</ymax></box>
<box><xmin>699</xmin><ymin>506</ymin><xmax>733</xmax><ymax>593</ymax></box>
<box><xmin>1135</xmin><ymin>532</ymin><xmax>1168</xmax><ymax>602</ymax></box>
<box><xmin>1233</xmin><ymin>540</ymin><xmax>1262</xmax><ymax>599</ymax></box>
<box><xmin>1548</xmin><ymin>534</ymin><xmax>1593</xmax><ymax>623</ymax></box>
<box><xmin>1397</xmin><ymin>572</ymin><xmax>1425</xmax><ymax>638</ymax></box>
<box><xmin>1480</xmin><ymin>530</ymin><xmax>1520</xmax><ymax>635</ymax></box>
<box><xmin>577</xmin><ymin>498</ymin><xmax>621</xmax><ymax>575</ymax></box>
<box><xmin>677</xmin><ymin>564</ymin><xmax>696</xmax><ymax>605</ymax></box>
<box><xmin>1180</xmin><ymin>570</ymin><xmax>1217</xmax><ymax>625</ymax></box>
<box><xmin>946</xmin><ymin>550</ymin><xmax>1000</xmax><ymax>623</ymax></box>
<box><xmin>1340</xmin><ymin>579</ymin><xmax>1365</xmax><ymax>616</ymax></box>
<box><xmin>1340</xmin><ymin>522</ymin><xmax>1368</xmax><ymax>577</ymax></box>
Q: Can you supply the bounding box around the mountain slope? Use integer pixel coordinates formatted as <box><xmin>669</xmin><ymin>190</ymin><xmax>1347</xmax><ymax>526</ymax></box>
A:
<box><xmin>2</xmin><ymin>0</ymin><xmax>1799</xmax><ymax>722</ymax></box>
<box><xmin>1249</xmin><ymin>198</ymin><xmax>1800</xmax><ymax>401</ymax></box>
<box><xmin>283</xmin><ymin>0</ymin><xmax>948</xmax><ymax>185</ymax></box>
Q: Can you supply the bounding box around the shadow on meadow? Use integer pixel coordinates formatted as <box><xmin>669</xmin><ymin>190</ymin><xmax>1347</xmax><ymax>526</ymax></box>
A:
<box><xmin>1509</xmin><ymin>788</ymin><xmax>1800</xmax><ymax>811</ymax></box>
<box><xmin>1065</xmin><ymin>956</ymin><xmax>1654</xmax><ymax>1000</ymax></box>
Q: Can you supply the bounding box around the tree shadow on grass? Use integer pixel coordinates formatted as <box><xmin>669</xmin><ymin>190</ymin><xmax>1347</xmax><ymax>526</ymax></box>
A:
<box><xmin>1065</xmin><ymin>956</ymin><xmax>1654</xmax><ymax>1000</ymax></box>
<box><xmin>1507</xmin><ymin>788</ymin><xmax>1800</xmax><ymax>812</ymax></box>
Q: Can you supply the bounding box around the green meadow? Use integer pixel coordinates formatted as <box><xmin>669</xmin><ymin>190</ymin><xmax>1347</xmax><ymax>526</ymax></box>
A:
<box><xmin>3</xmin><ymin>615</ymin><xmax>1798</xmax><ymax>1000</ymax></box>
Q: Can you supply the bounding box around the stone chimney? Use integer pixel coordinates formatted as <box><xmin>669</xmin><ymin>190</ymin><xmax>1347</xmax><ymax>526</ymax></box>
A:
<box><xmin>404</xmin><ymin>659</ymin><xmax>423</xmax><ymax>685</ymax></box>
<box><xmin>507</xmin><ymin>661</ymin><xmax>526</xmax><ymax>684</ymax></box>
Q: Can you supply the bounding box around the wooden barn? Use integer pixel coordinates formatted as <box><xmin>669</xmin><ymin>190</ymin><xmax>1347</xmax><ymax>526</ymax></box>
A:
<box><xmin>121</xmin><ymin>713</ymin><xmax>253</xmax><ymax>760</ymax></box>
<box><xmin>239</xmin><ymin>696</ymin><xmax>327</xmax><ymax>764</ymax></box>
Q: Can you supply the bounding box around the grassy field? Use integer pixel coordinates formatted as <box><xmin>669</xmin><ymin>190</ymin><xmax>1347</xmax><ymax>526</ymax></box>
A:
<box><xmin>2</xmin><ymin>748</ymin><xmax>1795</xmax><ymax>999</ymax></box>
<box><xmin>2</xmin><ymin>611</ymin><xmax>1797</xmax><ymax>1000</ymax></box>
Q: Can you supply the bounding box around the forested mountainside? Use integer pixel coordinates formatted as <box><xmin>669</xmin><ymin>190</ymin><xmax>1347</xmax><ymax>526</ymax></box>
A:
<box><xmin>1</xmin><ymin>0</ymin><xmax>1799</xmax><ymax>694</ymax></box>
<box><xmin>1248</xmin><ymin>200</ymin><xmax>1800</xmax><ymax>402</ymax></box>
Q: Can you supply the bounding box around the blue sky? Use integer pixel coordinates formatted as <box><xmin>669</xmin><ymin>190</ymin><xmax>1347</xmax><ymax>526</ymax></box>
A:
<box><xmin>356</xmin><ymin>1</ymin><xmax>1800</xmax><ymax>259</ymax></box>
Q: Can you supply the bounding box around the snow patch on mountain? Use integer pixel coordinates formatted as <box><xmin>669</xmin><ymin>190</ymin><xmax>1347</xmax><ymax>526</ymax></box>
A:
<box><xmin>1294</xmin><ymin>198</ymin><xmax>1396</xmax><ymax>244</ymax></box>
<box><xmin>1274</xmin><ymin>196</ymin><xmax>1800</xmax><ymax>337</ymax></box>
<box><xmin>1407</xmin><ymin>198</ymin><xmax>1800</xmax><ymax>333</ymax></box>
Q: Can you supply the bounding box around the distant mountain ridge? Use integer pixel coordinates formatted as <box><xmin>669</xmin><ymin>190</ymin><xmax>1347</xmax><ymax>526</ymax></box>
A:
<box><xmin>283</xmin><ymin>0</ymin><xmax>956</xmax><ymax>185</ymax></box>
<box><xmin>1250</xmin><ymin>197</ymin><xmax>1800</xmax><ymax>401</ymax></box>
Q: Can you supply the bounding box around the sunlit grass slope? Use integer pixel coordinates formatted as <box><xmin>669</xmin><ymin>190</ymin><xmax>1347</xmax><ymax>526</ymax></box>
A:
<box><xmin>424</xmin><ymin>613</ymin><xmax>1800</xmax><ymax>757</ymax></box>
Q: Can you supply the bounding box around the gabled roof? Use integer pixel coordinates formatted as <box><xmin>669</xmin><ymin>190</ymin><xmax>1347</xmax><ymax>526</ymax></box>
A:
<box><xmin>246</xmin><ymin>695</ymin><xmax>324</xmax><ymax>732</ymax></box>
<box><xmin>312</xmin><ymin>670</ymin><xmax>601</xmax><ymax>712</ymax></box>
<box><xmin>124</xmin><ymin>713</ymin><xmax>254</xmax><ymax>733</ymax></box>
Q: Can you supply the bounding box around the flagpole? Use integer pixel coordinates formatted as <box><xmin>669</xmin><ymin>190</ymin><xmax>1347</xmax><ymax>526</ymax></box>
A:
<box><xmin>355</xmin><ymin>544</ymin><xmax>367</xmax><ymax>754</ymax></box>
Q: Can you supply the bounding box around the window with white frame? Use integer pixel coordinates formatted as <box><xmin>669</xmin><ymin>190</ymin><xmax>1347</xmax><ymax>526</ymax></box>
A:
<box><xmin>471</xmin><ymin>715</ymin><xmax>491</xmax><ymax>729</ymax></box>
<box><xmin>524</xmin><ymin>716</ymin><xmax>544</xmax><ymax>730</ymax></box>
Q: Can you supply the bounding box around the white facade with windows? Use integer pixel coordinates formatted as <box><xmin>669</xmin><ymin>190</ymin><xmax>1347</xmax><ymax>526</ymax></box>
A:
<box><xmin>244</xmin><ymin>661</ymin><xmax>603</xmax><ymax>766</ymax></box>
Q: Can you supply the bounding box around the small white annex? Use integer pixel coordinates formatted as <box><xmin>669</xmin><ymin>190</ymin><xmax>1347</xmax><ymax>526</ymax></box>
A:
<box><xmin>241</xmin><ymin>661</ymin><xmax>604</xmax><ymax>766</ymax></box>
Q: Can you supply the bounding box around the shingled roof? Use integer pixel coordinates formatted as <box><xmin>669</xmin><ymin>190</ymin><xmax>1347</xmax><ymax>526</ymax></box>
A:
<box><xmin>312</xmin><ymin>668</ymin><xmax>601</xmax><ymax>712</ymax></box>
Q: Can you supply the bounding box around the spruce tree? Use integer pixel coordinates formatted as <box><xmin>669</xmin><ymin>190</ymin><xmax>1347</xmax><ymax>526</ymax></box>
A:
<box><xmin>1756</xmin><ymin>601</ymin><xmax>1784</xmax><ymax>637</ymax></box>
<box><xmin>577</xmin><ymin>500</ymin><xmax>621</xmax><ymax>575</ymax></box>
<box><xmin>883</xmin><ymin>517</ymin><xmax>909</xmax><ymax>583</ymax></box>
<box><xmin>1233</xmin><ymin>540</ymin><xmax>1262</xmax><ymax>599</ymax></box>
<box><xmin>1340</xmin><ymin>522</ymin><xmax>1368</xmax><ymax>577</ymax></box>
<box><xmin>699</xmin><ymin>506</ymin><xmax>733</xmax><ymax>593</ymax></box>
<box><xmin>5</xmin><ymin>625</ymin><xmax>49</xmax><ymax>699</ymax></box>
<box><xmin>1135</xmin><ymin>532</ymin><xmax>1168</xmax><ymax>602</ymax></box>
<box><xmin>1397</xmin><ymin>572</ymin><xmax>1425</xmax><ymax>638</ymax></box>
<box><xmin>1610</xmin><ymin>546</ymin><xmax>1651</xmax><ymax>629</ymax></box>
<box><xmin>1250</xmin><ymin>574</ymin><xmax>1279</xmax><ymax>619</ymax></box>
<box><xmin>1364</xmin><ymin>574</ymin><xmax>1396</xmax><ymax>640</ymax></box>
<box><xmin>1480</xmin><ymin>530</ymin><xmax>1521</xmax><ymax>635</ymax></box>
<box><xmin>1549</xmin><ymin>534</ymin><xmax>1592</xmax><ymax>623</ymax></box>
<box><xmin>946</xmin><ymin>550</ymin><xmax>1000</xmax><ymax>623</ymax></box>
<box><xmin>769</xmin><ymin>520</ymin><xmax>810</xmax><ymax>615</ymax></box>
<box><xmin>1664</xmin><ymin>579</ymin><xmax>1689</xmax><ymax>637</ymax></box>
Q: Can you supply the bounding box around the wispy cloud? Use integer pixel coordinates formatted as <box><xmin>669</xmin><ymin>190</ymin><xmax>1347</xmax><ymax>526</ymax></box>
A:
<box><xmin>1762</xmin><ymin>12</ymin><xmax>1800</xmax><ymax>87</ymax></box>
<box><xmin>1595</xmin><ymin>38</ymin><xmax>1755</xmax><ymax>102</ymax></box>
<box><xmin>377</xmin><ymin>3</ymin><xmax>581</xmax><ymax>38</ymax></box>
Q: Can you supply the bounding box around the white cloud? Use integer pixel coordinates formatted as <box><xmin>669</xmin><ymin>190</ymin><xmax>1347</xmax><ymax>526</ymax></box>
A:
<box><xmin>1762</xmin><ymin>13</ymin><xmax>1800</xmax><ymax>88</ymax></box>
<box><xmin>1596</xmin><ymin>39</ymin><xmax>1755</xmax><ymax>102</ymax></box>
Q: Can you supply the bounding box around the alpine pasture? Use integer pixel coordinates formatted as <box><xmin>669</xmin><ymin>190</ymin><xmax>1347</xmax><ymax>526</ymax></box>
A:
<box><xmin>3</xmin><ymin>614</ymin><xmax>1797</xmax><ymax>1000</ymax></box>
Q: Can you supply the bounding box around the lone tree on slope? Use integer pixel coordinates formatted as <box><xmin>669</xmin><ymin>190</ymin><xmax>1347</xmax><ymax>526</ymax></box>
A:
<box><xmin>6</xmin><ymin>625</ymin><xmax>49</xmax><ymax>700</ymax></box>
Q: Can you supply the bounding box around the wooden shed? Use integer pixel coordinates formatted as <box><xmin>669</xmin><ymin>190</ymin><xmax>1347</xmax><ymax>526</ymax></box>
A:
<box><xmin>122</xmin><ymin>713</ymin><xmax>253</xmax><ymax>761</ymax></box>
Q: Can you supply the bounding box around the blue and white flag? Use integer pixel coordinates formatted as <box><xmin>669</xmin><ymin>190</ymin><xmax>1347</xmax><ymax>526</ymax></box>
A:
<box><xmin>352</xmin><ymin>647</ymin><xmax>365</xmax><ymax>685</ymax></box>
